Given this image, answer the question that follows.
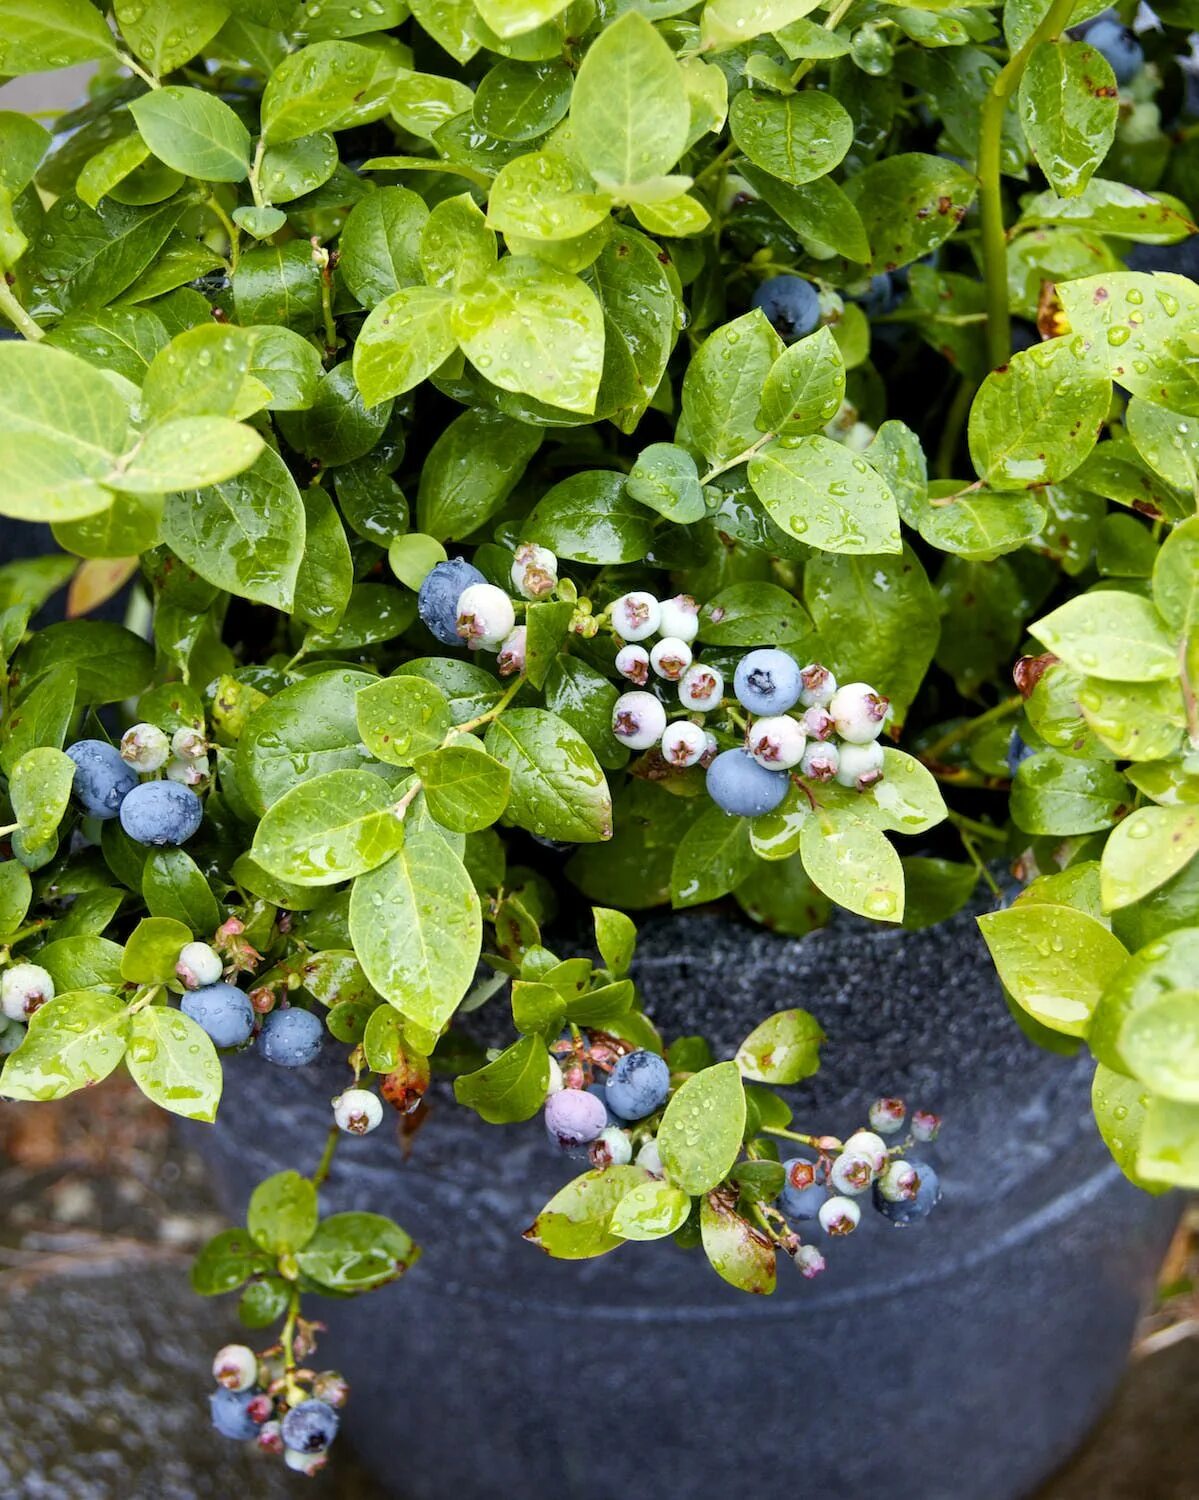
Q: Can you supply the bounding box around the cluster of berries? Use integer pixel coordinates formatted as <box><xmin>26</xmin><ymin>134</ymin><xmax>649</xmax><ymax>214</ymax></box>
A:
<box><xmin>176</xmin><ymin>939</ymin><xmax>324</xmax><ymax>1066</ymax></box>
<box><xmin>608</xmin><ymin>614</ymin><xmax>890</xmax><ymax>817</ymax></box>
<box><xmin>543</xmin><ymin>1033</ymin><xmax>672</xmax><ymax>1170</ymax></box>
<box><xmin>209</xmin><ymin>1341</ymin><xmax>346</xmax><ymax>1477</ymax></box>
<box><xmin>416</xmin><ymin>544</ymin><xmax>560</xmax><ymax>675</ymax></box>
<box><xmin>65</xmin><ymin>729</ymin><xmax>207</xmax><ymax>846</ymax></box>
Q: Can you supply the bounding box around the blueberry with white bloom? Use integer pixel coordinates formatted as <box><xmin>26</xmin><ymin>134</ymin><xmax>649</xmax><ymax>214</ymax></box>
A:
<box><xmin>259</xmin><ymin>1007</ymin><xmax>324</xmax><ymax>1067</ymax></box>
<box><xmin>65</xmin><ymin>739</ymin><xmax>138</xmax><ymax>820</ymax></box>
<box><xmin>281</xmin><ymin>1399</ymin><xmax>339</xmax><ymax>1454</ymax></box>
<box><xmin>828</xmin><ymin>681</ymin><xmax>889</xmax><ymax>742</ymax></box>
<box><xmin>510</xmin><ymin>542</ymin><xmax>557</xmax><ymax>600</ymax></box>
<box><xmin>606</xmin><ymin>1049</ymin><xmax>671</xmax><ymax>1121</ymax></box>
<box><xmin>119</xmin><ymin>780</ymin><xmax>203</xmax><ymax>846</ymax></box>
<box><xmin>176</xmin><ymin>941</ymin><xmax>223</xmax><ymax>990</ymax></box>
<box><xmin>418</xmin><ymin>557</ymin><xmax>485</xmax><ymax>646</ymax></box>
<box><xmin>734</xmin><ymin>649</ymin><xmax>802</xmax><ymax>715</ymax></box>
<box><xmin>612</xmin><ymin>691</ymin><xmax>667</xmax><ymax>751</ymax></box>
<box><xmin>456</xmin><ymin>582</ymin><xmax>515</xmax><ymax>651</ymax></box>
<box><xmin>800</xmin><ymin>741</ymin><xmax>839</xmax><ymax>782</ymax></box>
<box><xmin>829</xmin><ymin>1151</ymin><xmax>876</xmax><ymax>1195</ymax></box>
<box><xmin>1085</xmin><ymin>17</ymin><xmax>1143</xmax><ymax>83</ymax></box>
<box><xmin>210</xmin><ymin>1388</ymin><xmax>260</xmax><ymax>1440</ymax></box>
<box><xmin>874</xmin><ymin>1158</ymin><xmax>941</xmax><ymax>1225</ymax></box>
<box><xmin>658</xmin><ymin>594</ymin><xmax>699</xmax><ymax>643</ymax></box>
<box><xmin>544</xmin><ymin>1087</ymin><xmax>608</xmax><ymax>1149</ymax></box>
<box><xmin>678</xmin><ymin>663</ymin><xmax>724</xmax><ymax>711</ymax></box>
<box><xmin>843</xmin><ymin>1130</ymin><xmax>888</xmax><ymax>1175</ymax></box>
<box><xmin>1</xmin><ymin>962</ymin><xmax>54</xmax><ymax>1022</ymax></box>
<box><xmin>818</xmin><ymin>1195</ymin><xmax>861</xmax><ymax>1236</ymax></box>
<box><xmin>661</xmin><ymin>720</ymin><xmax>708</xmax><ymax>768</ymax></box>
<box><xmin>650</xmin><ymin>637</ymin><xmax>692</xmax><ymax>682</ymax></box>
<box><xmin>120</xmin><ymin>723</ymin><xmax>170</xmax><ymax>773</ymax></box>
<box><xmin>611</xmin><ymin>591</ymin><xmax>661</xmax><ymax>643</ymax></box>
<box><xmin>798</xmin><ymin>664</ymin><xmax>837</xmax><ymax>708</ymax></box>
<box><xmin>213</xmin><ymin>1344</ymin><xmax>258</xmax><ymax>1393</ymax></box>
<box><xmin>835</xmin><ymin>741</ymin><xmax>885</xmax><ymax>791</ymax></box>
<box><xmin>181</xmin><ymin>983</ymin><xmax>255</xmax><ymax>1048</ymax></box>
<box><xmin>615</xmin><ymin>644</ymin><xmax>650</xmax><ymax>685</ymax></box>
<box><xmin>751</xmin><ymin>275</ymin><xmax>820</xmax><ymax>343</ymax></box>
<box><xmin>747</xmin><ymin>715</ymin><xmax>806</xmax><ymax>770</ymax></box>
<box><xmin>706</xmin><ymin>748</ymin><xmax>789</xmax><ymax>817</ymax></box>
<box><xmin>170</xmin><ymin>725</ymin><xmax>207</xmax><ymax>762</ymax></box>
<box><xmin>333</xmin><ymin>1088</ymin><xmax>384</xmax><ymax>1135</ymax></box>
<box><xmin>868</xmin><ymin>1097</ymin><xmax>907</xmax><ymax>1135</ymax></box>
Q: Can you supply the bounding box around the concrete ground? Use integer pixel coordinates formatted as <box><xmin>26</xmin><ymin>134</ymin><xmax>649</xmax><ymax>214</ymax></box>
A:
<box><xmin>0</xmin><ymin>1079</ymin><xmax>1196</xmax><ymax>1499</ymax></box>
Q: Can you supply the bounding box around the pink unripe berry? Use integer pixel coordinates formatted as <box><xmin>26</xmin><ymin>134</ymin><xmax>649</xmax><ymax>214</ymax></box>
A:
<box><xmin>911</xmin><ymin>1109</ymin><xmax>942</xmax><ymax>1142</ymax></box>
<box><xmin>212</xmin><ymin>1343</ymin><xmax>258</xmax><ymax>1392</ymax></box>
<box><xmin>171</xmin><ymin>726</ymin><xmax>207</xmax><ymax>761</ymax></box>
<box><xmin>257</xmin><ymin>1421</ymin><xmax>285</xmax><ymax>1454</ymax></box>
<box><xmin>612</xmin><ymin>691</ymin><xmax>667</xmax><ymax>750</ymax></box>
<box><xmin>801</xmin><ymin>705</ymin><xmax>835</xmax><ymax>741</ymax></box>
<box><xmin>497</xmin><ymin>626</ymin><xmax>527</xmax><ymax>678</ymax></box>
<box><xmin>747</xmin><ymin>714</ymin><xmax>806</xmax><ymax>769</ymax></box>
<box><xmin>176</xmin><ymin>941</ymin><xmax>223</xmax><ymax>990</ymax></box>
<box><xmin>800</xmin><ymin>741</ymin><xmax>839</xmax><ymax>782</ymax></box>
<box><xmin>246</xmin><ymin>1393</ymin><xmax>274</xmax><ymax>1424</ymax></box>
<box><xmin>792</xmin><ymin>1243</ymin><xmax>827</xmax><ymax>1278</ymax></box>
<box><xmin>615</xmin><ymin>644</ymin><xmax>650</xmax><ymax>685</ymax></box>
<box><xmin>650</xmin><ymin>636</ymin><xmax>692</xmax><ymax>682</ymax></box>
<box><xmin>829</xmin><ymin>681</ymin><xmax>890</xmax><ymax>743</ymax></box>
<box><xmin>678</xmin><ymin>663</ymin><xmax>723</xmax><ymax>711</ymax></box>
<box><xmin>658</xmin><ymin>594</ymin><xmax>699</xmax><ymax>642</ymax></box>
<box><xmin>611</xmin><ymin>591</ymin><xmax>660</xmax><ymax>642</ymax></box>
<box><xmin>1</xmin><ymin>962</ymin><xmax>54</xmax><ymax>1021</ymax></box>
<box><xmin>798</xmin><ymin>664</ymin><xmax>837</xmax><ymax>708</ymax></box>
<box><xmin>544</xmin><ymin>1087</ymin><xmax>608</xmax><ymax>1149</ymax></box>
<box><xmin>661</xmin><ymin>720</ymin><xmax>708</xmax><ymax>768</ymax></box>
<box><xmin>869</xmin><ymin>1097</ymin><xmax>907</xmax><ymax>1135</ymax></box>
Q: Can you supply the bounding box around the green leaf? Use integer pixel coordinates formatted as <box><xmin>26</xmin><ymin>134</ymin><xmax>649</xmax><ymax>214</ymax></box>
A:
<box><xmin>916</xmin><ymin>486</ymin><xmax>1048</xmax><ymax>561</ymax></box>
<box><xmin>1090</xmin><ymin>927</ymin><xmax>1199</xmax><ymax>1075</ymax></box>
<box><xmin>978</xmin><ymin>903</ymin><xmax>1129</xmax><ymax>1037</ymax></box>
<box><xmin>453</xmin><ymin>1034</ymin><xmax>548</xmax><ymax>1121</ymax></box>
<box><xmin>349</xmin><ymin>832</ymin><xmax>482</xmax><ymax>1031</ymax></box>
<box><xmin>142</xmin><ymin>324</ymin><xmax>263</xmax><ymax>426</ymax></box>
<box><xmin>293</xmin><ymin>485</ymin><xmax>353</xmax><ymax>631</ymax></box>
<box><xmin>1017</xmin><ymin>41</ymin><xmax>1117</xmax><ymax>199</ymax></box>
<box><xmin>143</xmin><ymin>848</ymin><xmax>221</xmax><ymax>933</ymax></box>
<box><xmin>416</xmin><ymin>407</ymin><xmax>541</xmax><ymax>542</ymax></box>
<box><xmin>126</xmin><ymin>1005</ymin><xmax>222</xmax><ymax>1122</ymax></box>
<box><xmin>523</xmin><ymin>471</ymin><xmax>653</xmax><ymax>564</ymax></box>
<box><xmin>625</xmin><ymin>443</ymin><xmax>704</xmax><ymax>524</ymax></box>
<box><xmin>0</xmin><ymin>342</ymin><xmax>132</xmax><ymax>522</ymax></box>
<box><xmin>1</xmin><ymin>663</ymin><xmax>76</xmax><ymax>777</ymax></box>
<box><xmin>842</xmin><ymin>153</ymin><xmax>977</xmax><ymax>273</ymax></box>
<box><xmin>338</xmin><ymin>186</ymin><xmax>427</xmax><ymax>307</ymax></box>
<box><xmin>238</xmin><ymin>668</ymin><xmax>380</xmax><ymax>814</ymax></box>
<box><xmin>1120</xmin><ymin>990</ymin><xmax>1199</xmax><ymax>1106</ymax></box>
<box><xmin>1127</xmin><ymin>401</ymin><xmax>1199</xmax><ymax>498</ymax></box>
<box><xmin>190</xmin><ymin>1228</ymin><xmax>272</xmax><ymax>1295</ymax></box>
<box><xmin>700</xmin><ymin>1195</ymin><xmax>776</xmax><ymax>1295</ymax></box>
<box><xmin>510</xmin><ymin>980</ymin><xmax>566</xmax><ymax>1034</ymax></box>
<box><xmin>697</xmin><ymin>581</ymin><xmax>810</xmax><ymax>647</ymax></box>
<box><xmin>76</xmin><ymin>135</ymin><xmax>151</xmax><ymax>211</ymax></box>
<box><xmin>413</xmin><ymin>745</ymin><xmax>511</xmax><ymax>833</ymax></box>
<box><xmin>14</xmin><ymin>620</ymin><xmax>153</xmax><ymax>704</ymax></box>
<box><xmin>121</xmin><ymin>915</ymin><xmax>193</xmax><ymax>984</ymax></box>
<box><xmin>0</xmin><ymin>859</ymin><xmax>32</xmax><ymax>939</ymax></box>
<box><xmin>356</xmin><ymin>676</ymin><xmax>452</xmax><ymax>767</ymax></box>
<box><xmin>748</xmin><ymin>435</ymin><xmax>901</xmax><ymax>554</ymax></box>
<box><xmin>543</xmin><ymin>656</ymin><xmax>627</xmax><ymax>771</ymax></box>
<box><xmin>1153</xmin><ymin>515</ymin><xmax>1199</xmax><ymax>636</ymax></box>
<box><xmin>0</xmin><ymin>990</ymin><xmax>128</xmax><ymax>1101</ymax></box>
<box><xmin>670</xmin><ymin>804</ymin><xmax>755</xmax><ymax>908</ymax></box>
<box><xmin>487</xmin><ymin>151</ymin><xmax>610</xmax><ymax>242</ymax></box>
<box><xmin>570</xmin><ymin>13</ymin><xmax>689</xmax><ymax>193</ymax></box>
<box><xmin>453</xmin><ymin>256</ymin><xmax>605</xmax><ymax>415</ymax></box>
<box><xmin>1011</xmin><ymin>750</ymin><xmax>1129</xmax><ymax>836</ymax></box>
<box><xmin>1100</xmin><ymin>807</ymin><xmax>1199</xmax><ymax>912</ymax></box>
<box><xmin>730</xmin><ymin>89</ymin><xmax>852</xmax><ymax>186</ymax></box>
<box><xmin>0</xmin><ymin>0</ymin><xmax>117</xmax><ymax>73</ymax></box>
<box><xmin>1092</xmin><ymin>1063</ymin><xmax>1165</xmax><ymax>1190</ymax></box>
<box><xmin>735</xmin><ymin>1008</ymin><xmax>824</xmax><ymax>1084</ymax></box>
<box><xmin>474</xmin><ymin>0</ymin><xmax>570</xmax><ymax>40</ymax></box>
<box><xmin>110</xmin><ymin>417</ymin><xmax>264</xmax><ymax>495</ymax></box>
<box><xmin>10</xmin><ymin>746</ymin><xmax>74</xmax><ymax>851</ymax></box>
<box><xmin>484</xmin><ymin>708</ymin><xmax>613</xmax><ymax>843</ymax></box>
<box><xmin>251</xmin><ymin>769</ymin><xmax>407</xmax><ymax>886</ymax></box>
<box><xmin>1030</xmin><ymin>592</ymin><xmax>1177</xmax><ymax>682</ymax></box>
<box><xmin>353</xmin><ymin>286</ymin><xmax>457</xmax><ymax>405</ymax></box>
<box><xmin>593</xmin><ymin>906</ymin><xmax>636</xmax><ymax>976</ymax></box>
<box><xmin>799</xmin><ymin>807</ymin><xmax>905</xmax><ymax>922</ymax></box>
<box><xmin>683</xmin><ymin>310</ymin><xmax>782</xmax><ymax>469</ymax></box>
<box><xmin>162</xmin><ymin>446</ymin><xmax>304</xmax><ymax>611</ymax></box>
<box><xmin>247</xmin><ymin>1170</ymin><xmax>318</xmax><ymax>1254</ymax></box>
<box><xmin>1059</xmin><ymin>271</ymin><xmax>1199</xmax><ymax>414</ymax></box>
<box><xmin>295</xmin><ymin>1212</ymin><xmax>419</xmax><ymax>1291</ymax></box>
<box><xmin>738</xmin><ymin>162</ymin><xmax>868</xmax><ymax>263</ymax></box>
<box><xmin>116</xmin><ymin>0</ymin><xmax>230</xmax><ymax>74</ymax></box>
<box><xmin>0</xmin><ymin>111</ymin><xmax>50</xmax><ymax>195</ymax></box>
<box><xmin>27</xmin><ymin>194</ymin><xmax>186</xmax><ymax>320</ymax></box>
<box><xmin>421</xmin><ymin>193</ymin><xmax>497</xmax><ymax>291</ymax></box>
<box><xmin>474</xmin><ymin>59</ymin><xmax>572</xmax><ymax>142</ymax></box>
<box><xmin>525</xmin><ymin>1165</ymin><xmax>650</xmax><ymax>1259</ymax></box>
<box><xmin>758</xmin><ymin>326</ymin><xmax>845</xmax><ymax>436</ymax></box>
<box><xmin>609</xmin><ymin>1178</ymin><xmax>691</xmax><ymax>1241</ymax></box>
<box><xmin>658</xmin><ymin>1061</ymin><xmax>746</xmax><ymax>1196</ymax></box>
<box><xmin>129</xmin><ymin>88</ymin><xmax>252</xmax><ymax>182</ymax></box>
<box><xmin>262</xmin><ymin>40</ymin><xmax>398</xmax><ymax>143</ymax></box>
<box><xmin>702</xmin><ymin>0</ymin><xmax>822</xmax><ymax>47</ymax></box>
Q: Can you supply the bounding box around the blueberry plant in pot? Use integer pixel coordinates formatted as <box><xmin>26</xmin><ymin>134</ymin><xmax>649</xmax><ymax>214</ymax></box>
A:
<box><xmin>0</xmin><ymin>0</ymin><xmax>1196</xmax><ymax>1483</ymax></box>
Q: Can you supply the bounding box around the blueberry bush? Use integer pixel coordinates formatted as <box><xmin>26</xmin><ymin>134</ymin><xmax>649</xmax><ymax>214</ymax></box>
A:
<box><xmin>0</xmin><ymin>0</ymin><xmax>1197</xmax><ymax>1473</ymax></box>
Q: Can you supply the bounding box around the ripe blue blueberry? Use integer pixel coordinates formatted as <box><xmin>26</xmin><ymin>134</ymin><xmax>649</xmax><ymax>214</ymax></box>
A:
<box><xmin>873</xmin><ymin>1157</ymin><xmax>941</xmax><ymax>1225</ymax></box>
<box><xmin>778</xmin><ymin>1158</ymin><xmax>828</xmax><ymax>1221</ymax></box>
<box><xmin>281</xmin><ymin>1399</ymin><xmax>340</xmax><ymax>1454</ymax></box>
<box><xmin>586</xmin><ymin>1081</ymin><xmax>620</xmax><ymax>1127</ymax></box>
<box><xmin>750</xmin><ymin>275</ymin><xmax>820</xmax><ymax>343</ymax></box>
<box><xmin>545</xmin><ymin>1086</ymin><xmax>608</xmax><ymax>1149</ymax></box>
<box><xmin>706</xmin><ymin>748</ymin><xmax>789</xmax><ymax>817</ymax></box>
<box><xmin>850</xmin><ymin>273</ymin><xmax>897</xmax><ymax>318</ymax></box>
<box><xmin>1006</xmin><ymin>729</ymin><xmax>1035</xmax><ymax>778</ymax></box>
<box><xmin>417</xmin><ymin>557</ymin><xmax>486</xmax><ymax>646</ymax></box>
<box><xmin>733</xmin><ymin>648</ymin><xmax>802</xmax><ymax>715</ymax></box>
<box><xmin>259</xmin><ymin>1007</ymin><xmax>324</xmax><ymax>1067</ymax></box>
<box><xmin>605</xmin><ymin>1049</ymin><xmax>670</xmax><ymax>1121</ymax></box>
<box><xmin>210</xmin><ymin>1387</ymin><xmax>260</xmax><ymax>1440</ymax></box>
<box><xmin>65</xmin><ymin>739</ymin><xmax>138</xmax><ymax>820</ymax></box>
<box><xmin>118</xmin><ymin>780</ymin><xmax>203</xmax><ymax>846</ymax></box>
<box><xmin>1084</xmin><ymin>18</ymin><xmax>1143</xmax><ymax>84</ymax></box>
<box><xmin>182</xmin><ymin>984</ymin><xmax>255</xmax><ymax>1048</ymax></box>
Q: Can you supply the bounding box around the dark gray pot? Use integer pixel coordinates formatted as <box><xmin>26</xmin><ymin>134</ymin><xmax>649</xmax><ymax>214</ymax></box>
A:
<box><xmin>195</xmin><ymin>904</ymin><xmax>1177</xmax><ymax>1500</ymax></box>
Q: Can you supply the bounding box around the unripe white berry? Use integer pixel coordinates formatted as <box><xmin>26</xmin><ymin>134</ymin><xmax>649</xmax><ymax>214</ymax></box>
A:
<box><xmin>800</xmin><ymin>741</ymin><xmax>839</xmax><ymax>782</ymax></box>
<box><xmin>170</xmin><ymin>726</ymin><xmax>207</xmax><ymax>761</ymax></box>
<box><xmin>166</xmin><ymin>754</ymin><xmax>209</xmax><ymax>786</ymax></box>
<box><xmin>611</xmin><ymin>591</ymin><xmax>660</xmax><ymax>643</ymax></box>
<box><xmin>176</xmin><ymin>941</ymin><xmax>223</xmax><ymax>990</ymax></box>
<box><xmin>612</xmin><ymin>691</ymin><xmax>667</xmax><ymax>750</ymax></box>
<box><xmin>456</xmin><ymin>583</ymin><xmax>516</xmax><ymax>651</ymax></box>
<box><xmin>660</xmin><ymin>720</ymin><xmax>708</xmax><ymax>768</ymax></box>
<box><xmin>700</xmin><ymin>731</ymin><xmax>719</xmax><ymax>767</ymax></box>
<box><xmin>801</xmin><ymin>705</ymin><xmax>835</xmax><ymax>741</ymax></box>
<box><xmin>829</xmin><ymin>1151</ymin><xmax>875</xmax><ymax>1195</ymax></box>
<box><xmin>791</xmin><ymin>1243</ymin><xmax>826</xmax><ymax>1278</ymax></box>
<box><xmin>845</xmin><ymin>421</ymin><xmax>875</xmax><ymax>453</ymax></box>
<box><xmin>747</xmin><ymin>714</ymin><xmax>806</xmax><ymax>769</ymax></box>
<box><xmin>545</xmin><ymin>1054</ymin><xmax>564</xmax><ymax>1097</ymax></box>
<box><xmin>650</xmin><ymin>636</ymin><xmax>692</xmax><ymax>682</ymax></box>
<box><xmin>835</xmin><ymin>740</ymin><xmax>885</xmax><ymax>791</ymax></box>
<box><xmin>911</xmin><ymin>1109</ymin><xmax>941</xmax><ymax>1142</ymax></box>
<box><xmin>635</xmin><ymin>1138</ymin><xmax>664</xmax><ymax>1175</ymax></box>
<box><xmin>868</xmin><ymin>1097</ymin><xmax>907</xmax><ymax>1135</ymax></box>
<box><xmin>497</xmin><ymin>626</ymin><xmax>526</xmax><ymax>678</ymax></box>
<box><xmin>657</xmin><ymin>594</ymin><xmax>699</xmax><ymax>643</ymax></box>
<box><xmin>285</xmin><ymin>1449</ymin><xmax>328</xmax><ymax>1476</ymax></box>
<box><xmin>120</xmin><ymin>722</ymin><xmax>170</xmax><ymax>772</ymax></box>
<box><xmin>590</xmin><ymin>1125</ymin><xmax>633</xmax><ymax>1167</ymax></box>
<box><xmin>798</xmin><ymin>664</ymin><xmax>837</xmax><ymax>708</ymax></box>
<box><xmin>843</xmin><ymin>1130</ymin><xmax>888</xmax><ymax>1174</ymax></box>
<box><xmin>332</xmin><ymin>1088</ymin><xmax>384</xmax><ymax>1135</ymax></box>
<box><xmin>818</xmin><ymin>1195</ymin><xmax>861</xmax><ymax>1236</ymax></box>
<box><xmin>213</xmin><ymin>1343</ymin><xmax>258</xmax><ymax>1392</ymax></box>
<box><xmin>828</xmin><ymin>681</ymin><xmax>889</xmax><ymax>742</ymax></box>
<box><xmin>0</xmin><ymin>962</ymin><xmax>54</xmax><ymax>1021</ymax></box>
<box><xmin>615</xmin><ymin>644</ymin><xmax>650</xmax><ymax>685</ymax></box>
<box><xmin>878</xmin><ymin>1159</ymin><xmax>919</xmax><ymax>1203</ymax></box>
<box><xmin>510</xmin><ymin>543</ymin><xmax>558</xmax><ymax>600</ymax></box>
<box><xmin>678</xmin><ymin>663</ymin><xmax>724</xmax><ymax>711</ymax></box>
